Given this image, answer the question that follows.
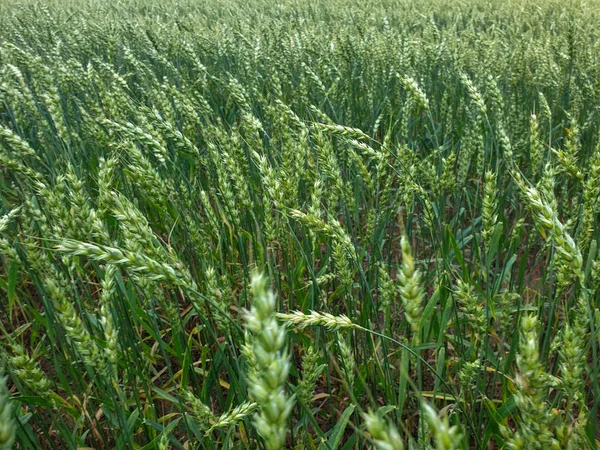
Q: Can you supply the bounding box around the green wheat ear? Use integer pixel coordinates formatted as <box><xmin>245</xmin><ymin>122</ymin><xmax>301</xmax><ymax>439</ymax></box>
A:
<box><xmin>0</xmin><ymin>367</ymin><xmax>16</xmax><ymax>450</ymax></box>
<box><xmin>363</xmin><ymin>409</ymin><xmax>404</xmax><ymax>450</ymax></box>
<box><xmin>243</xmin><ymin>273</ymin><xmax>294</xmax><ymax>450</ymax></box>
<box><xmin>398</xmin><ymin>234</ymin><xmax>424</xmax><ymax>341</ymax></box>
<box><xmin>422</xmin><ymin>402</ymin><xmax>463</xmax><ymax>450</ymax></box>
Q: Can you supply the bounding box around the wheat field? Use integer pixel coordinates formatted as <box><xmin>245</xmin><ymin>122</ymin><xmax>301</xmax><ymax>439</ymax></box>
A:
<box><xmin>0</xmin><ymin>0</ymin><xmax>599</xmax><ymax>448</ymax></box>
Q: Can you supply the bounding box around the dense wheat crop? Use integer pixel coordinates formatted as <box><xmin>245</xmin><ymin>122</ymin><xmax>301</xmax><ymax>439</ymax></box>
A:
<box><xmin>0</xmin><ymin>0</ymin><xmax>599</xmax><ymax>448</ymax></box>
